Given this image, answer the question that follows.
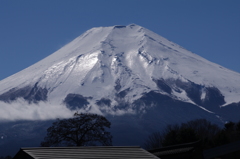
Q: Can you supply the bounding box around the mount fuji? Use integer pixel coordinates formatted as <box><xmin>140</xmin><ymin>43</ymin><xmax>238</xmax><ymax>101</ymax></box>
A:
<box><xmin>0</xmin><ymin>24</ymin><xmax>240</xmax><ymax>155</ymax></box>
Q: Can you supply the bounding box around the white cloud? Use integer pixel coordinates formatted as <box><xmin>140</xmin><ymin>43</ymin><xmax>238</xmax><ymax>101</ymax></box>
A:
<box><xmin>0</xmin><ymin>99</ymin><xmax>74</xmax><ymax>121</ymax></box>
<box><xmin>0</xmin><ymin>99</ymin><xmax>139</xmax><ymax>121</ymax></box>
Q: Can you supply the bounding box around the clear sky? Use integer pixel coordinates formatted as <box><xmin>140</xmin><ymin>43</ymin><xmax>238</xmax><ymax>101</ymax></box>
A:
<box><xmin>0</xmin><ymin>0</ymin><xmax>239</xmax><ymax>80</ymax></box>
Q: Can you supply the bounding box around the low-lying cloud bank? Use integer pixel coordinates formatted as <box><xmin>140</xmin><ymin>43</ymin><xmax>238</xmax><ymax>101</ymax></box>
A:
<box><xmin>0</xmin><ymin>99</ymin><xmax>75</xmax><ymax>121</ymax></box>
<box><xmin>0</xmin><ymin>99</ymin><xmax>139</xmax><ymax>121</ymax></box>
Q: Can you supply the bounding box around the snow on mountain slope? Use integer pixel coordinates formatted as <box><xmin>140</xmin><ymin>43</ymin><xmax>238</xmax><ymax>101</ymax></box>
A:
<box><xmin>0</xmin><ymin>24</ymin><xmax>240</xmax><ymax>119</ymax></box>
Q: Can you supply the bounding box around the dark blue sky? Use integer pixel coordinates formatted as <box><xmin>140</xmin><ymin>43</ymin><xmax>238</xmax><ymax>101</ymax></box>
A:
<box><xmin>0</xmin><ymin>0</ymin><xmax>239</xmax><ymax>80</ymax></box>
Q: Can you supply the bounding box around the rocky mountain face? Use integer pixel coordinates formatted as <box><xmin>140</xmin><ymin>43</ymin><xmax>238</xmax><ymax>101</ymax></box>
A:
<box><xmin>0</xmin><ymin>24</ymin><xmax>240</xmax><ymax>156</ymax></box>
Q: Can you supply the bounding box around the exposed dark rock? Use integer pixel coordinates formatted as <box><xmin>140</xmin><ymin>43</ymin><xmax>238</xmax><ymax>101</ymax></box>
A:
<box><xmin>24</xmin><ymin>82</ymin><xmax>48</xmax><ymax>103</ymax></box>
<box><xmin>116</xmin><ymin>88</ymin><xmax>130</xmax><ymax>99</ymax></box>
<box><xmin>114</xmin><ymin>25</ymin><xmax>126</xmax><ymax>29</ymax></box>
<box><xmin>96</xmin><ymin>98</ymin><xmax>111</xmax><ymax>106</ymax></box>
<box><xmin>63</xmin><ymin>94</ymin><xmax>90</xmax><ymax>110</ymax></box>
<box><xmin>110</xmin><ymin>79</ymin><xmax>226</xmax><ymax>115</ymax></box>
<box><xmin>0</xmin><ymin>82</ymin><xmax>48</xmax><ymax>103</ymax></box>
<box><xmin>202</xmin><ymin>87</ymin><xmax>225</xmax><ymax>107</ymax></box>
<box><xmin>174</xmin><ymin>79</ymin><xmax>225</xmax><ymax>108</ymax></box>
<box><xmin>114</xmin><ymin>102</ymin><xmax>130</xmax><ymax>110</ymax></box>
<box><xmin>144</xmin><ymin>34</ymin><xmax>156</xmax><ymax>42</ymax></box>
<box><xmin>153</xmin><ymin>78</ymin><xmax>172</xmax><ymax>94</ymax></box>
<box><xmin>113</xmin><ymin>87</ymin><xmax>131</xmax><ymax>110</ymax></box>
<box><xmin>0</xmin><ymin>87</ymin><xmax>32</xmax><ymax>102</ymax></box>
<box><xmin>133</xmin><ymin>91</ymin><xmax>173</xmax><ymax>108</ymax></box>
<box><xmin>132</xmin><ymin>91</ymin><xmax>222</xmax><ymax>124</ymax></box>
<box><xmin>114</xmin><ymin>79</ymin><xmax>121</xmax><ymax>92</ymax></box>
<box><xmin>175</xmin><ymin>79</ymin><xmax>203</xmax><ymax>106</ymax></box>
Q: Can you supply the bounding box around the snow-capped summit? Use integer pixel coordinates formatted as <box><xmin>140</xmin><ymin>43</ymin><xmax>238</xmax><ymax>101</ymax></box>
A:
<box><xmin>0</xmin><ymin>24</ymin><xmax>240</xmax><ymax>121</ymax></box>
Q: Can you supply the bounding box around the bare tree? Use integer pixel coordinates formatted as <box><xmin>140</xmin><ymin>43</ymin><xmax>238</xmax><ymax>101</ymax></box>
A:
<box><xmin>182</xmin><ymin>119</ymin><xmax>221</xmax><ymax>139</ymax></box>
<box><xmin>144</xmin><ymin>119</ymin><xmax>222</xmax><ymax>149</ymax></box>
<box><xmin>41</xmin><ymin>113</ymin><xmax>112</xmax><ymax>147</ymax></box>
<box><xmin>144</xmin><ymin>132</ymin><xmax>163</xmax><ymax>150</ymax></box>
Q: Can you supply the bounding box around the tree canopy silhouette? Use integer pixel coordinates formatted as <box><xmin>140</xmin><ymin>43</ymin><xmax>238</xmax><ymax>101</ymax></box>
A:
<box><xmin>41</xmin><ymin>113</ymin><xmax>112</xmax><ymax>147</ymax></box>
<box><xmin>144</xmin><ymin>119</ymin><xmax>223</xmax><ymax>150</ymax></box>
